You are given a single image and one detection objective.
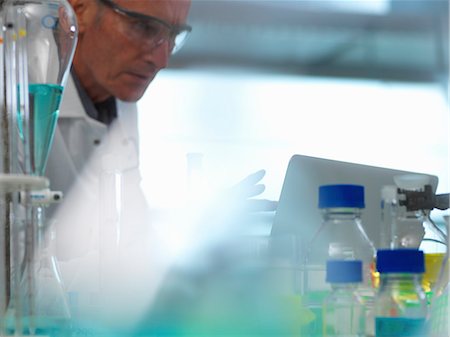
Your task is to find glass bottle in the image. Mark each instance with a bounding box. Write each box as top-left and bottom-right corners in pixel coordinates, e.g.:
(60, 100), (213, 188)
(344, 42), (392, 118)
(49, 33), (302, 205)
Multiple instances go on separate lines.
(323, 260), (365, 337)
(393, 174), (447, 300)
(374, 249), (427, 337)
(302, 184), (376, 336)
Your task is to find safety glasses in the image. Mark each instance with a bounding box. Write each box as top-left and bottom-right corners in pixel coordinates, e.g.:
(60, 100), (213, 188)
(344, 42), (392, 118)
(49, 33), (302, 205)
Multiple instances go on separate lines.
(98, 0), (192, 54)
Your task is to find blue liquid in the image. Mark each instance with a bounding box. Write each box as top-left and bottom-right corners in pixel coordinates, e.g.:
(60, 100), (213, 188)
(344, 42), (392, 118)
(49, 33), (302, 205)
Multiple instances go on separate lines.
(376, 317), (427, 337)
(18, 84), (63, 176)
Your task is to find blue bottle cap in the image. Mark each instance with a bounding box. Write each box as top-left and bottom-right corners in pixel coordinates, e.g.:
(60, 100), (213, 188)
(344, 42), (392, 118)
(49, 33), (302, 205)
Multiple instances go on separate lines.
(319, 184), (365, 208)
(326, 260), (363, 283)
(376, 249), (425, 274)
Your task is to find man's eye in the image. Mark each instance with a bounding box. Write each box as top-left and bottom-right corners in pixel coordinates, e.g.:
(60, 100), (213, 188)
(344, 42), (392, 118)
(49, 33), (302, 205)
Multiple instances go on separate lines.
(132, 20), (161, 36)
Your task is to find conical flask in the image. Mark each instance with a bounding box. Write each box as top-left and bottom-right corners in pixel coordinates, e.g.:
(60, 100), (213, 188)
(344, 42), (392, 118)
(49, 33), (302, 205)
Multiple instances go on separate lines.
(33, 208), (72, 335)
(10, 202), (72, 337)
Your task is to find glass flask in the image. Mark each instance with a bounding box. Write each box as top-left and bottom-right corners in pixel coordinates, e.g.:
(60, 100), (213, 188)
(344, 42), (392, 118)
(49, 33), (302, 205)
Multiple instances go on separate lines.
(33, 208), (71, 336)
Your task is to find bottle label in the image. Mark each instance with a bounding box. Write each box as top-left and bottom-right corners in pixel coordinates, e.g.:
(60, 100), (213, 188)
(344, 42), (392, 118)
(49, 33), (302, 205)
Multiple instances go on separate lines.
(375, 317), (427, 337)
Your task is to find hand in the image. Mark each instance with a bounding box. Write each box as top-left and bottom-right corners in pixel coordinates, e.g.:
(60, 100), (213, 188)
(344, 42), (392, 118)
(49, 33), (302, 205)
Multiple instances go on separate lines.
(226, 169), (278, 212)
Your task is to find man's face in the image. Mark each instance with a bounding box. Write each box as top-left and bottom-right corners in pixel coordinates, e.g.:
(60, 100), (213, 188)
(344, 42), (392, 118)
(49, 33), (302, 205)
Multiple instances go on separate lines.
(72, 0), (191, 102)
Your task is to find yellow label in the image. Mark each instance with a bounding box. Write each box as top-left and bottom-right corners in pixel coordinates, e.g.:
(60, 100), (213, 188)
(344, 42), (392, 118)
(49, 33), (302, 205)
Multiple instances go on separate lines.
(423, 253), (447, 294)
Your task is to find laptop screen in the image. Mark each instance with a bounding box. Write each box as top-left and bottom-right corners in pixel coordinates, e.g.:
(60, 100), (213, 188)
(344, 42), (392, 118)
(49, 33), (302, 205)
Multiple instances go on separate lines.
(271, 154), (438, 248)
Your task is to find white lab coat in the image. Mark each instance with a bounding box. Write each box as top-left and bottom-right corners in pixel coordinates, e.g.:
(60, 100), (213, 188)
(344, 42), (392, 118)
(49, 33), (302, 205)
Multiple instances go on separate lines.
(46, 75), (165, 328)
(46, 75), (140, 199)
(46, 73), (151, 257)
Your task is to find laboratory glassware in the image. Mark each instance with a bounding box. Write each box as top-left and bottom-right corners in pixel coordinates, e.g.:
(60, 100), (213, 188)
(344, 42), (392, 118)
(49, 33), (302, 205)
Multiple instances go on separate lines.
(393, 174), (447, 301)
(374, 249), (428, 337)
(0, 0), (77, 335)
(302, 184), (376, 337)
(323, 259), (365, 337)
(379, 185), (398, 250)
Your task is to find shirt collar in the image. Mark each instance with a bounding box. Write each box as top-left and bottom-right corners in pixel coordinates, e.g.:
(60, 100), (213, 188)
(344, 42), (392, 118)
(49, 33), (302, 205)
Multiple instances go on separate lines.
(71, 68), (117, 125)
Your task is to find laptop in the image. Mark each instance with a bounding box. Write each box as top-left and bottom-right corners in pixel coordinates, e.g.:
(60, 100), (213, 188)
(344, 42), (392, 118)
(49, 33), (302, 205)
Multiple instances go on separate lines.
(271, 154), (438, 248)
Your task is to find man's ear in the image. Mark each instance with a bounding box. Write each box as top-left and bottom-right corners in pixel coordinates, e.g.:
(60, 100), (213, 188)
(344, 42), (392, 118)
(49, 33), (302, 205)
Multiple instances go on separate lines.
(67, 0), (96, 34)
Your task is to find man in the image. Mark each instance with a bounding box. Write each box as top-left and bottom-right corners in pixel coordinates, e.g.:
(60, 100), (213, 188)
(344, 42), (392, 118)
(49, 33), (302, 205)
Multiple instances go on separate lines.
(48, 0), (273, 254)
(42, 2), (278, 334)
(48, 0), (270, 217)
(46, 0), (273, 324)
(44, 0), (194, 328)
(47, 0), (192, 197)
(69, 0), (191, 103)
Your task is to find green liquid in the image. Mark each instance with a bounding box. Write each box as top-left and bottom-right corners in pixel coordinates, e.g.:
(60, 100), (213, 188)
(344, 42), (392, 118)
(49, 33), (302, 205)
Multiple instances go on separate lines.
(301, 290), (328, 337)
(18, 84), (63, 176)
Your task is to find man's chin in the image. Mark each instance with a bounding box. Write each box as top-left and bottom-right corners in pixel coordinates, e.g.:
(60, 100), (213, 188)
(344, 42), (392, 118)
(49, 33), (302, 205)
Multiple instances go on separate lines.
(116, 87), (148, 103)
